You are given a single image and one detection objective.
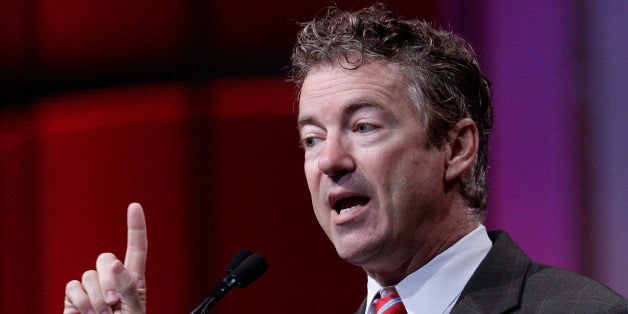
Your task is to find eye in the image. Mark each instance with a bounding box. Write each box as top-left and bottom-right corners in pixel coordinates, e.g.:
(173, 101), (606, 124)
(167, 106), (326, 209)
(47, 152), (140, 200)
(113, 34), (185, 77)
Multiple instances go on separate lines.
(302, 136), (323, 148)
(355, 123), (376, 133)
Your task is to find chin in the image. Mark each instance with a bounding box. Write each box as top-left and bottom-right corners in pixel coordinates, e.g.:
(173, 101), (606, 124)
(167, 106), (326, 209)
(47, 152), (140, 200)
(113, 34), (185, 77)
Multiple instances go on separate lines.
(333, 237), (379, 266)
(336, 249), (367, 266)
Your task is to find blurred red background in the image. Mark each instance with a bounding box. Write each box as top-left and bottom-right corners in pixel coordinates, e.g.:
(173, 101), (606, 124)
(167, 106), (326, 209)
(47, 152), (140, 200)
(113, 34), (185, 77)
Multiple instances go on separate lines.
(2, 0), (626, 312)
(0, 1), (437, 312)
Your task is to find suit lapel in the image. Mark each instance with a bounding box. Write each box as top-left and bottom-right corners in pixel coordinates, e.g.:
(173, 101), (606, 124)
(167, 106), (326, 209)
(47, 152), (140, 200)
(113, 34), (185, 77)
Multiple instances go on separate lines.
(355, 297), (367, 314)
(451, 231), (531, 313)
(354, 231), (531, 313)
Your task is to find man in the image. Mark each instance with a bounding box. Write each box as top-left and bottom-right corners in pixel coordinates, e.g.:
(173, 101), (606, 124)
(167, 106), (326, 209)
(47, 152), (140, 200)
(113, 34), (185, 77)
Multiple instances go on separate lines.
(64, 5), (626, 314)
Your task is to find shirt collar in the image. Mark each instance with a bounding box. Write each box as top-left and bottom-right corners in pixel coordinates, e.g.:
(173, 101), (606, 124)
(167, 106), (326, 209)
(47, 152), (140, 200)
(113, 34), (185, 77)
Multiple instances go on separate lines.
(365, 225), (492, 314)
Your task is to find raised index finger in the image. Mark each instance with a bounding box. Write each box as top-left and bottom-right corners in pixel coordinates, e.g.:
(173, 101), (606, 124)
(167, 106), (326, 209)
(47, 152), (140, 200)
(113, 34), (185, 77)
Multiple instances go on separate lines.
(124, 203), (147, 275)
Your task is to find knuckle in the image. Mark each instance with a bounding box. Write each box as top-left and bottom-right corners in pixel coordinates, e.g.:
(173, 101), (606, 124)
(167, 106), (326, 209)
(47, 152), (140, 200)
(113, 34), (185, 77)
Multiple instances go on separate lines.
(97, 252), (119, 275)
(65, 290), (91, 312)
(90, 295), (107, 308)
(74, 298), (92, 312)
(97, 252), (116, 261)
(81, 269), (97, 283)
(117, 272), (138, 294)
(65, 280), (81, 293)
(122, 281), (138, 294)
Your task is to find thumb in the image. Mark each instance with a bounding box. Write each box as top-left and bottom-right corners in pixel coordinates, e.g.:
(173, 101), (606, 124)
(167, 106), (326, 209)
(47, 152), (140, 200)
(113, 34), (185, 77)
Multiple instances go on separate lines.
(111, 259), (145, 313)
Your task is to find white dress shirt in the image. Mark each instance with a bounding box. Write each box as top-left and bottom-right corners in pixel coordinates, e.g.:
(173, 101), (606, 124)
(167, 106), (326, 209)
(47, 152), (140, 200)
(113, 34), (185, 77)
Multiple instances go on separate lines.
(365, 225), (492, 314)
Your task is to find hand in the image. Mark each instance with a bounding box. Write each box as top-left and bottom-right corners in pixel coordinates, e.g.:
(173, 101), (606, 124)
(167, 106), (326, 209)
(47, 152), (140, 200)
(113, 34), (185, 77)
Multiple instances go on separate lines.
(64, 203), (148, 314)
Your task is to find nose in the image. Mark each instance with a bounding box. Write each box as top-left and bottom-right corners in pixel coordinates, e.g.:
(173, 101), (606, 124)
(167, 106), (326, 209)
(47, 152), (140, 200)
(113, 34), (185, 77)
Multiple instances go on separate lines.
(318, 135), (355, 179)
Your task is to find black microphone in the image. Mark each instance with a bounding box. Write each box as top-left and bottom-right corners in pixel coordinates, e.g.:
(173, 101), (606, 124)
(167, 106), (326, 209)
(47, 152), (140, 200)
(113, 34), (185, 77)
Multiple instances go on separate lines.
(225, 249), (252, 274)
(191, 250), (268, 314)
(229, 253), (267, 288)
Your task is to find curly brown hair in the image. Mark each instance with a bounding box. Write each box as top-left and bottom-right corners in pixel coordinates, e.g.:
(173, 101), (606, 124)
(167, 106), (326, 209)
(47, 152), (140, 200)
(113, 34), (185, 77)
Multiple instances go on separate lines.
(290, 4), (493, 219)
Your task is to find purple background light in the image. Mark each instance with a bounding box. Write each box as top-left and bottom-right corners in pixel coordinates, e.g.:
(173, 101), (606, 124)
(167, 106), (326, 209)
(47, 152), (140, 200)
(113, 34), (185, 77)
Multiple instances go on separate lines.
(441, 0), (627, 296)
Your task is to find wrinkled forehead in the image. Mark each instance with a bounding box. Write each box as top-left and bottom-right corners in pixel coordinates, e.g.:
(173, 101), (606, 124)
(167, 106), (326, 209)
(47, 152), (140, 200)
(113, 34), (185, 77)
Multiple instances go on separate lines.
(296, 60), (423, 128)
(297, 60), (409, 107)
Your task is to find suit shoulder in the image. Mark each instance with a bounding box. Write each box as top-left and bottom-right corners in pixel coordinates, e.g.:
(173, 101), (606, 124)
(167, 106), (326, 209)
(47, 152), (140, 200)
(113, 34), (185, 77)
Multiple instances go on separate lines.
(519, 263), (627, 312)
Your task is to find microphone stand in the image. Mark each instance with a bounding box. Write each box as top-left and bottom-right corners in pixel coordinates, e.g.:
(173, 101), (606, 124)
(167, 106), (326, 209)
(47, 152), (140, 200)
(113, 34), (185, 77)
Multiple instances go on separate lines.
(190, 277), (237, 314)
(190, 250), (267, 314)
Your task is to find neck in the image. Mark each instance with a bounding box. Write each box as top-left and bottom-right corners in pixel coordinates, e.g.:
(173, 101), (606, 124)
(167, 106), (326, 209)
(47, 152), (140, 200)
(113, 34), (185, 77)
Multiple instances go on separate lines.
(364, 198), (478, 286)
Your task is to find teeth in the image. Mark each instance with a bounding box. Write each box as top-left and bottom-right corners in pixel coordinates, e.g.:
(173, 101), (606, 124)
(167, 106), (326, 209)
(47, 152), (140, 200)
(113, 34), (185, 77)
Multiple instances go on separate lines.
(339, 205), (359, 215)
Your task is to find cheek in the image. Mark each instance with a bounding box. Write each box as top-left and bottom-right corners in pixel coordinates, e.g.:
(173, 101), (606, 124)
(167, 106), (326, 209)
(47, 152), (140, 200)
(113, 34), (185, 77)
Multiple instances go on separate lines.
(304, 162), (319, 196)
(366, 146), (420, 185)
(395, 154), (444, 210)
(304, 161), (328, 220)
(311, 198), (332, 239)
(374, 148), (442, 202)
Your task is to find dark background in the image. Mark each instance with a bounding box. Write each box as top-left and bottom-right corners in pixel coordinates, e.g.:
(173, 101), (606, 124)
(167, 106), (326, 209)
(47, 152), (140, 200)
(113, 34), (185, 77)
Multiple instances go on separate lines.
(1, 0), (626, 312)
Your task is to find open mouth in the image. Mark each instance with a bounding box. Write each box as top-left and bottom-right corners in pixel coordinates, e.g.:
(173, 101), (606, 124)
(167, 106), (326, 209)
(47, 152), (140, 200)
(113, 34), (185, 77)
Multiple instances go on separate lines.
(333, 196), (370, 215)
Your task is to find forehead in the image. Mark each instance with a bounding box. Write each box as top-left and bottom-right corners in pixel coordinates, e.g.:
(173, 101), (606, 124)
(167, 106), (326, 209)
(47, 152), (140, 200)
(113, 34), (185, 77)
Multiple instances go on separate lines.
(298, 61), (411, 117)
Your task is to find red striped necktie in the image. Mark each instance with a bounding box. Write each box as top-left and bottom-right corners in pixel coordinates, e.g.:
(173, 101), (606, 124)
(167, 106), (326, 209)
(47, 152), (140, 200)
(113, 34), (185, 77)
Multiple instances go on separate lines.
(372, 286), (407, 314)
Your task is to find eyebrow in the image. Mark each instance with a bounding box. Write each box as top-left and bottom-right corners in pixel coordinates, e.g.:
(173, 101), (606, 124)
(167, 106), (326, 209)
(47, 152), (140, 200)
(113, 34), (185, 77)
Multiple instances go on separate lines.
(344, 101), (397, 125)
(297, 101), (395, 131)
(345, 102), (382, 116)
(297, 115), (319, 131)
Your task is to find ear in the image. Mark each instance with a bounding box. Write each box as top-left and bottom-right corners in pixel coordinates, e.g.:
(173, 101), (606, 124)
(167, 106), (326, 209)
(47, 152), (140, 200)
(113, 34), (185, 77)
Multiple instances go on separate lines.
(444, 118), (479, 182)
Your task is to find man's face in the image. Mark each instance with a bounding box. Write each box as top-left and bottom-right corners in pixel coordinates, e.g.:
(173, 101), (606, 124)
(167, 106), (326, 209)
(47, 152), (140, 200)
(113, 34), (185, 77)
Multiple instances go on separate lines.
(298, 61), (448, 271)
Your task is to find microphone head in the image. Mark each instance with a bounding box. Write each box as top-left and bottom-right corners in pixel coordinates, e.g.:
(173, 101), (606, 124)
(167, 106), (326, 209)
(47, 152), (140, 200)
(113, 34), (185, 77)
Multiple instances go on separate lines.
(231, 253), (268, 288)
(226, 249), (253, 274)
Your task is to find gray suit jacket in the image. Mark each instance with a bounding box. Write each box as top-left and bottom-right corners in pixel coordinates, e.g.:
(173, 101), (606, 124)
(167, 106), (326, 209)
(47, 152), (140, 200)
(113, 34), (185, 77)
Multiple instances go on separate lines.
(355, 231), (627, 313)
